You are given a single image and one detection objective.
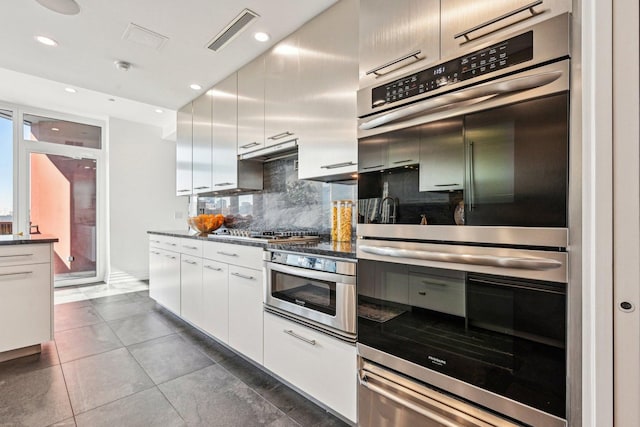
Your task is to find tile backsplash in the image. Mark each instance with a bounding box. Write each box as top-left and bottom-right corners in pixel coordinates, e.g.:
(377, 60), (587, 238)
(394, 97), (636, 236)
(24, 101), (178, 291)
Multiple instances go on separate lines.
(198, 158), (356, 234)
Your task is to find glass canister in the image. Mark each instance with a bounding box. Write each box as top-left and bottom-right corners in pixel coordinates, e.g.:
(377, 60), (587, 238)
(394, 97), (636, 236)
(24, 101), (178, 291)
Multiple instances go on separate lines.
(332, 200), (353, 242)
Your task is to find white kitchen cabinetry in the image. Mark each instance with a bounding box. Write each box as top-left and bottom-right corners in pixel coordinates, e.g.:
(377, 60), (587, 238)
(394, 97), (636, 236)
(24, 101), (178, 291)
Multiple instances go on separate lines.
(358, 129), (420, 173)
(359, 0), (440, 89)
(176, 102), (193, 196)
(237, 57), (265, 155)
(419, 118), (464, 192)
(201, 260), (229, 343)
(149, 236), (181, 315)
(191, 92), (213, 194)
(440, 0), (571, 59)
(228, 265), (264, 364)
(180, 254), (203, 327)
(0, 243), (53, 355)
(264, 312), (357, 423)
(296, 0), (358, 181)
(264, 33), (301, 147)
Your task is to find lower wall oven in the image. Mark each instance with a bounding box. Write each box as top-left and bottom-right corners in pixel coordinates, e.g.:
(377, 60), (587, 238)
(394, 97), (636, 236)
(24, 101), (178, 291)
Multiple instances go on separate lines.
(357, 238), (568, 427)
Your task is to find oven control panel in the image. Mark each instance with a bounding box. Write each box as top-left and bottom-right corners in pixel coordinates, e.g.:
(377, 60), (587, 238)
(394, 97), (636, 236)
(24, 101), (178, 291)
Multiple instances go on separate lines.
(269, 252), (339, 274)
(371, 31), (534, 108)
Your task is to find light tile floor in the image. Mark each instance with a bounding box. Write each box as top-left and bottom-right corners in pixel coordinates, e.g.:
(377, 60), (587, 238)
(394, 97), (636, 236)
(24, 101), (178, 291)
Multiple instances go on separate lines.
(1, 285), (349, 427)
(54, 281), (150, 305)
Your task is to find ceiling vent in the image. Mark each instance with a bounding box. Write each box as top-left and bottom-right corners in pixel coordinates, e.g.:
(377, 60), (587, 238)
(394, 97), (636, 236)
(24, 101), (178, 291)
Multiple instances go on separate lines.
(207, 9), (259, 52)
(122, 23), (169, 50)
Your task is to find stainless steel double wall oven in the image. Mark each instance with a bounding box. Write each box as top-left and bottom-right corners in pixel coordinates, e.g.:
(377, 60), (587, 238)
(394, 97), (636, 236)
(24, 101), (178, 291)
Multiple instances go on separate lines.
(356, 14), (576, 427)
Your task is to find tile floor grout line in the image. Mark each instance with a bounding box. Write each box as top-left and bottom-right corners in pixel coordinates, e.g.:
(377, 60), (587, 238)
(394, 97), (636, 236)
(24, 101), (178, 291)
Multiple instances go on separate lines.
(70, 384), (159, 421)
(51, 337), (79, 420)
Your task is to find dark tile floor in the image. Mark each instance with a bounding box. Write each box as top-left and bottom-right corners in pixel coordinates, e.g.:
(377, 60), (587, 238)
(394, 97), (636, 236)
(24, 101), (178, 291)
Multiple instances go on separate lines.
(0, 290), (350, 427)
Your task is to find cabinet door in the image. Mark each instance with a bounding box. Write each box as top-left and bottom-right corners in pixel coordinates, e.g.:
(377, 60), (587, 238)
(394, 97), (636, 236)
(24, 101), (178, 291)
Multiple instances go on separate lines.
(201, 260), (229, 343)
(441, 0), (571, 59)
(180, 254), (203, 327)
(237, 57), (265, 155)
(358, 134), (387, 172)
(149, 248), (163, 302)
(176, 102), (193, 196)
(359, 0), (440, 89)
(419, 118), (464, 192)
(387, 127), (420, 168)
(152, 249), (181, 315)
(211, 73), (239, 191)
(192, 93), (212, 194)
(0, 262), (52, 352)
(228, 266), (263, 364)
(297, 0), (358, 180)
(264, 34), (300, 146)
(264, 312), (357, 422)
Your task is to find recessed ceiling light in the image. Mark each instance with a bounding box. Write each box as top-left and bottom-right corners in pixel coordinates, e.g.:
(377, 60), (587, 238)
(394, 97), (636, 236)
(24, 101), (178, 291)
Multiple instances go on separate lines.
(114, 60), (131, 71)
(35, 35), (58, 46)
(108, 98), (116, 102)
(36, 0), (80, 15)
(155, 109), (163, 114)
(254, 32), (270, 42)
(51, 127), (60, 131)
(190, 84), (202, 90)
(64, 87), (77, 93)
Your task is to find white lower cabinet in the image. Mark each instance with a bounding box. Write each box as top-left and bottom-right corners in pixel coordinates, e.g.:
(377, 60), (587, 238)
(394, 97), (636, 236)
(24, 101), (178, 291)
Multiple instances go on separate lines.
(263, 312), (357, 423)
(201, 260), (229, 343)
(149, 245), (181, 315)
(228, 265), (263, 364)
(180, 254), (203, 327)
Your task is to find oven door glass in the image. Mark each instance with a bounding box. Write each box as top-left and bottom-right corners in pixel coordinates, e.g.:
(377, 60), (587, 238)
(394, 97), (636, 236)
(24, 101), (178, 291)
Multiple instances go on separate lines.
(357, 259), (567, 418)
(270, 270), (337, 316)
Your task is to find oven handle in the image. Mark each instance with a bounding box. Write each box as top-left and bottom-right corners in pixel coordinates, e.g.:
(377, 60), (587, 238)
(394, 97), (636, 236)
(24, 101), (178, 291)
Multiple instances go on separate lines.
(359, 70), (563, 131)
(265, 262), (356, 285)
(359, 370), (494, 427)
(359, 245), (562, 271)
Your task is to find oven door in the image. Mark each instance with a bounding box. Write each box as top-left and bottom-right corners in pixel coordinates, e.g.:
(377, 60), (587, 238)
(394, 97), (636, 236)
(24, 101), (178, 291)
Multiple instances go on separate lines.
(265, 262), (357, 338)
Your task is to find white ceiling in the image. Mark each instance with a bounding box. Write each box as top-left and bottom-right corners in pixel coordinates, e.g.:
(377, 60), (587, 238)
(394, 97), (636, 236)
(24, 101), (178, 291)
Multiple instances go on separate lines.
(0, 0), (338, 132)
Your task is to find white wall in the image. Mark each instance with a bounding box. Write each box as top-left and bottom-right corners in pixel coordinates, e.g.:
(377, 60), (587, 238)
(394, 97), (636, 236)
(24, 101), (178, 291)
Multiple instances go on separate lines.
(107, 117), (187, 283)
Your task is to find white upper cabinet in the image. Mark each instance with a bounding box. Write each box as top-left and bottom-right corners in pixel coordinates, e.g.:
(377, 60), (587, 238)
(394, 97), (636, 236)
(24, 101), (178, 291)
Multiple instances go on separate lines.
(176, 102), (192, 196)
(440, 0), (571, 59)
(237, 57), (266, 155)
(296, 0), (359, 181)
(359, 0), (441, 89)
(192, 92), (213, 194)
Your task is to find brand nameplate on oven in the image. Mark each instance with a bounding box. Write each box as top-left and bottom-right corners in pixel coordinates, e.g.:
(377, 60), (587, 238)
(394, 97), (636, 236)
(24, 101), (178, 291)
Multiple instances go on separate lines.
(371, 31), (534, 109)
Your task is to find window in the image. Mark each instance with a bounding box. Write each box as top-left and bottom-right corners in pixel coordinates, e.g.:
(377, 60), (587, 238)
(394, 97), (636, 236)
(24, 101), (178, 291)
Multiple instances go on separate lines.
(23, 113), (102, 149)
(0, 109), (13, 234)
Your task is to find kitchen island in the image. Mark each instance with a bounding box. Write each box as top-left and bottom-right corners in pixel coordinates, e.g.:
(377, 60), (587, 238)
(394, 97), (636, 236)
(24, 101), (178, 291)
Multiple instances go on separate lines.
(0, 234), (58, 361)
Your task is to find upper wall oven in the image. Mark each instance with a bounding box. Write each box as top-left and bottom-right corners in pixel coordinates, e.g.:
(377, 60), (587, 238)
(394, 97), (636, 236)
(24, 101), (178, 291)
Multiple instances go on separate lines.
(356, 14), (570, 248)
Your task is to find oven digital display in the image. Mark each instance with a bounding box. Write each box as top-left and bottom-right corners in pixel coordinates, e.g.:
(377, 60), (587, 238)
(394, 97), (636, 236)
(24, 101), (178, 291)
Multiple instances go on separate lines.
(371, 31), (534, 108)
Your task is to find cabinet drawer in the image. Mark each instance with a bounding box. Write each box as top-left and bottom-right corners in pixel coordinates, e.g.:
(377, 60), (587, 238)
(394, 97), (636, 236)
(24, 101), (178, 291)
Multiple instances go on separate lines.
(203, 241), (263, 270)
(0, 262), (52, 352)
(408, 269), (466, 317)
(264, 312), (357, 422)
(0, 244), (50, 267)
(180, 238), (203, 257)
(149, 234), (180, 251)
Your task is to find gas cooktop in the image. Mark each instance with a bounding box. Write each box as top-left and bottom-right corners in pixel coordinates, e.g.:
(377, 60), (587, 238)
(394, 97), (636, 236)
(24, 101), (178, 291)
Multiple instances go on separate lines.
(209, 230), (321, 244)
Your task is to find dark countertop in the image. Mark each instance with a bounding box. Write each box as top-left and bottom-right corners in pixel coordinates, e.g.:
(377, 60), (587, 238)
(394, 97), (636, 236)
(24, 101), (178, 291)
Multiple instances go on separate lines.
(148, 230), (356, 259)
(0, 234), (59, 245)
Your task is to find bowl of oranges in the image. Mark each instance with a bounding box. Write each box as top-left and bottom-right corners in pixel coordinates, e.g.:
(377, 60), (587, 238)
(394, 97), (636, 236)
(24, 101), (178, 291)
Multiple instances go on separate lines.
(188, 214), (225, 234)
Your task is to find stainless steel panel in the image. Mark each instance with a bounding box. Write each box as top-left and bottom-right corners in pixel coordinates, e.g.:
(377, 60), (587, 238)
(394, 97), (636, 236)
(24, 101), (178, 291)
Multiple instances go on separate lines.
(237, 56), (265, 155)
(358, 344), (567, 427)
(357, 224), (568, 248)
(419, 117), (465, 192)
(192, 92), (212, 193)
(176, 102), (193, 196)
(441, 0), (571, 59)
(359, 0), (440, 89)
(358, 359), (522, 427)
(357, 238), (568, 283)
(357, 14), (570, 121)
(358, 60), (569, 138)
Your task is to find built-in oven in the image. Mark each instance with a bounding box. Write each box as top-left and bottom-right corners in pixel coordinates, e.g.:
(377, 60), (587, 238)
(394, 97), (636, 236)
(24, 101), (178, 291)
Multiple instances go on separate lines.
(356, 13), (575, 427)
(264, 249), (357, 342)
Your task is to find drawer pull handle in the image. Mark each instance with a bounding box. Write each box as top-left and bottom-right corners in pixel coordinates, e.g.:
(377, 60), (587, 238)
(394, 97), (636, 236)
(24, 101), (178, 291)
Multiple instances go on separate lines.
(193, 186), (210, 190)
(321, 161), (356, 170)
(0, 254), (33, 258)
(150, 251), (161, 255)
(392, 159), (414, 164)
(217, 251), (238, 257)
(165, 242), (177, 247)
(362, 164), (384, 170)
(240, 141), (260, 149)
(0, 271), (33, 278)
(214, 182), (235, 187)
(418, 291), (427, 296)
(268, 131), (294, 141)
(165, 255), (177, 260)
(183, 260), (198, 265)
(204, 265), (223, 271)
(434, 183), (460, 187)
(366, 50), (423, 77)
(184, 245), (198, 250)
(454, 0), (543, 42)
(177, 189), (191, 193)
(284, 329), (316, 346)
(230, 272), (255, 281)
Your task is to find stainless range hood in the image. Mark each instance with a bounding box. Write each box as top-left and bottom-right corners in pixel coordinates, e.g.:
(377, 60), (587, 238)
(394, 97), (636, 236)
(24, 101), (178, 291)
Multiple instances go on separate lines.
(238, 139), (298, 161)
